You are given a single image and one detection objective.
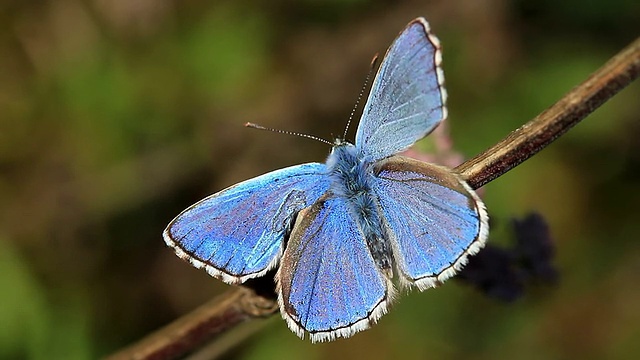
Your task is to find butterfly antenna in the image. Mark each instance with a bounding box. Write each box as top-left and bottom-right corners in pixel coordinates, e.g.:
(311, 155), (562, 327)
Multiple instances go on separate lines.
(342, 53), (380, 140)
(245, 122), (333, 146)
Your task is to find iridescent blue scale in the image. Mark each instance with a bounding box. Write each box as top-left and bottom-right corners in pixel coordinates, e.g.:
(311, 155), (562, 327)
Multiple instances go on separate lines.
(164, 17), (489, 342)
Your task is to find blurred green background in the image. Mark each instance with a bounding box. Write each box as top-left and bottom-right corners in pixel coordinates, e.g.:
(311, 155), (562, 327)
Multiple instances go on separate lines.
(1, 0), (639, 359)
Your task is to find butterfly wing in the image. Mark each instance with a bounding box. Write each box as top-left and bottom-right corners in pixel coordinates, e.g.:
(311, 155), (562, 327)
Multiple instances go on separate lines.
(371, 156), (488, 289)
(355, 18), (447, 161)
(277, 195), (393, 342)
(163, 163), (330, 284)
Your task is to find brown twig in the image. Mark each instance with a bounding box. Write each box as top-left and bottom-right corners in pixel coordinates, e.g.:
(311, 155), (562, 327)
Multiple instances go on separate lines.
(105, 287), (278, 360)
(456, 37), (640, 189)
(106, 36), (640, 360)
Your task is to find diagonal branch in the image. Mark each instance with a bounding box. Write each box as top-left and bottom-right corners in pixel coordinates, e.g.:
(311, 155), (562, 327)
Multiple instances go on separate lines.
(455, 37), (640, 189)
(106, 36), (640, 360)
(105, 287), (277, 360)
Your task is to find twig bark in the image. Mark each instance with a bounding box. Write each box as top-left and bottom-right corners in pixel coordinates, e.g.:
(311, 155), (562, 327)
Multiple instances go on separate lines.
(456, 37), (640, 189)
(106, 36), (640, 360)
(105, 287), (278, 360)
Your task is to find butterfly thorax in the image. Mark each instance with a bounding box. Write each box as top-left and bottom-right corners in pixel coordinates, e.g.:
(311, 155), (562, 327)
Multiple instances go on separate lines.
(325, 143), (393, 272)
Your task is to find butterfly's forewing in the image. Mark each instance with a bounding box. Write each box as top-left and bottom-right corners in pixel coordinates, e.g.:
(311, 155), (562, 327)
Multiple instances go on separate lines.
(164, 163), (330, 284)
(371, 156), (488, 290)
(277, 195), (393, 342)
(355, 18), (446, 162)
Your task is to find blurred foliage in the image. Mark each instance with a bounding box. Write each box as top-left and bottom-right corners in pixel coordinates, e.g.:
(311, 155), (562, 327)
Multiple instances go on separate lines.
(0, 238), (91, 360)
(0, 0), (639, 359)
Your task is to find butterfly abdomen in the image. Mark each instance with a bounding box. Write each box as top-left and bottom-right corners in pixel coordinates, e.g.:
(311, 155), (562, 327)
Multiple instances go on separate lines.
(326, 144), (393, 272)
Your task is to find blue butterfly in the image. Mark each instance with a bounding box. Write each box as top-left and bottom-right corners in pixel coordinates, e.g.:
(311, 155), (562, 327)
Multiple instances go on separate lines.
(164, 17), (488, 342)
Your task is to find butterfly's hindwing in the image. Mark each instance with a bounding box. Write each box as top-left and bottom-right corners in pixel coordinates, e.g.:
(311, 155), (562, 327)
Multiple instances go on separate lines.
(277, 195), (393, 342)
(371, 156), (488, 290)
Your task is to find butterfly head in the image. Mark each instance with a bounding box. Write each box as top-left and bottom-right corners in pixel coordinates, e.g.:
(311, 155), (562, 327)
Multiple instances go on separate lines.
(326, 139), (360, 174)
(332, 137), (353, 147)
(329, 138), (356, 159)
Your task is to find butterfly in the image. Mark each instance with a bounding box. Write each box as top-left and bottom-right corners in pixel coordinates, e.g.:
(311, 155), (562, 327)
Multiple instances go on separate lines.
(163, 17), (488, 342)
